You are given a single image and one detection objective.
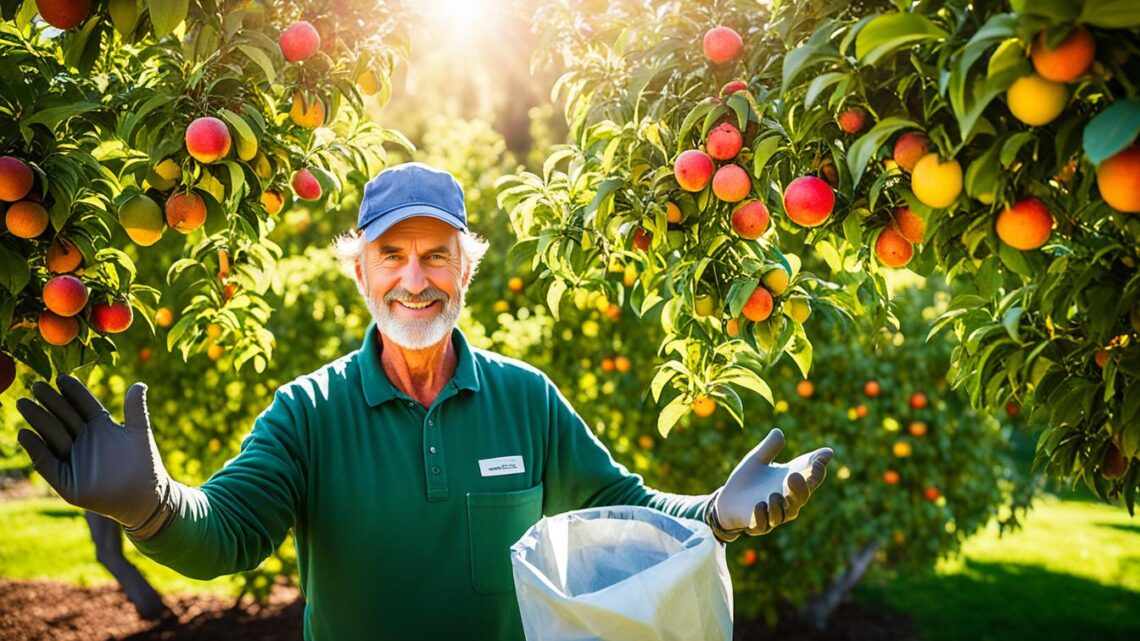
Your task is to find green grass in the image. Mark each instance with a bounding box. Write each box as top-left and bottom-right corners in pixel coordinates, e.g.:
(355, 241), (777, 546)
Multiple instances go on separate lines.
(0, 495), (236, 596)
(857, 495), (1140, 641)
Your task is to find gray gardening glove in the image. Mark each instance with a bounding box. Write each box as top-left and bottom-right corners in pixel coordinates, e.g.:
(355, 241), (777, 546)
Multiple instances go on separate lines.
(15, 375), (180, 540)
(704, 428), (834, 543)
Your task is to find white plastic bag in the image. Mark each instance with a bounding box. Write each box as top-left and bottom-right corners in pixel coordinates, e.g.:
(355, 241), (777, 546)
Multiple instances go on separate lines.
(510, 505), (733, 641)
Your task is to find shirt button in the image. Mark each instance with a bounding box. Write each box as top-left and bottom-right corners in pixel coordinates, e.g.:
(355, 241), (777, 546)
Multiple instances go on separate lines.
(429, 446), (437, 454)
(408, 402), (415, 408)
(428, 419), (434, 426)
(431, 466), (440, 475)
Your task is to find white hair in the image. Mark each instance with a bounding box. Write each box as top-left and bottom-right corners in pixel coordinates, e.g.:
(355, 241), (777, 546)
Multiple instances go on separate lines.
(332, 226), (489, 294)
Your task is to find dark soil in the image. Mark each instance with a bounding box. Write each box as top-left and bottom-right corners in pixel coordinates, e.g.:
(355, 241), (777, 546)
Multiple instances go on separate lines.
(0, 579), (922, 640)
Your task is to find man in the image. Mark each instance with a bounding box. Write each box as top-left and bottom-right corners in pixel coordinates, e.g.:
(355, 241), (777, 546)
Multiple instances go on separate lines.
(15, 162), (834, 640)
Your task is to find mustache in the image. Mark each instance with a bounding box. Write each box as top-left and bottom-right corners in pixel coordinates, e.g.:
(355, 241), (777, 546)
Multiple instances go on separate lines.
(383, 286), (449, 304)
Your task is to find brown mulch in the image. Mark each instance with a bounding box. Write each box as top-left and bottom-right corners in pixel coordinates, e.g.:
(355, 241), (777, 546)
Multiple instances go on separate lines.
(0, 578), (923, 641)
(0, 580), (304, 641)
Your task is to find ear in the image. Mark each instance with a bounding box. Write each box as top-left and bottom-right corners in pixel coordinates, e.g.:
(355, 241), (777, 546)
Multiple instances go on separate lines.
(461, 262), (472, 289)
(354, 259), (366, 294)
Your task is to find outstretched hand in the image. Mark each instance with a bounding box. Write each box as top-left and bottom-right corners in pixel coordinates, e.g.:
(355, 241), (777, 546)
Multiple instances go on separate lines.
(706, 428), (833, 542)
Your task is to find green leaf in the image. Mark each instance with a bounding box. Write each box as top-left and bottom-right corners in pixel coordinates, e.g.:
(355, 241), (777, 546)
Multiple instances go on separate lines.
(546, 278), (567, 320)
(148, 0), (188, 38)
(237, 44), (276, 84)
(804, 72), (846, 109)
(657, 394), (689, 438)
(21, 102), (102, 130)
(1002, 306), (1024, 343)
(1083, 98), (1140, 165)
(855, 13), (948, 66)
(846, 116), (920, 186)
(0, 242), (30, 295)
(1011, 0), (1080, 23)
(1080, 0), (1140, 28)
(726, 277), (760, 317)
(782, 24), (841, 93)
(751, 135), (782, 176)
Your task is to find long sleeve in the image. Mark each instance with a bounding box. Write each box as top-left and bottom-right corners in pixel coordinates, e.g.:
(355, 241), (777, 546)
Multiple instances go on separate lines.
(540, 375), (712, 521)
(126, 388), (307, 580)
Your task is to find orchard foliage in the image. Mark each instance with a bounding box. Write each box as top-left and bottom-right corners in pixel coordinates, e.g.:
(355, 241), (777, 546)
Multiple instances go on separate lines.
(500, 0), (1140, 510)
(0, 0), (411, 381)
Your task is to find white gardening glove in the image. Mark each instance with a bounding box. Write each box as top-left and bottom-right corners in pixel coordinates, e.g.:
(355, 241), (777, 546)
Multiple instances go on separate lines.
(704, 428), (834, 543)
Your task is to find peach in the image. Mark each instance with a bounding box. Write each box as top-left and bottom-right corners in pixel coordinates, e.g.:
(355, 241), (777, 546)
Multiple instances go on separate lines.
(35, 0), (91, 30)
(742, 286), (773, 322)
(0, 156), (34, 202)
(90, 300), (133, 333)
(706, 122), (743, 160)
(875, 226), (914, 268)
(837, 107), (868, 134)
(703, 26), (743, 64)
(731, 200), (769, 239)
(293, 168), (322, 200)
(165, 191), (207, 233)
(185, 117), (231, 164)
(5, 201), (49, 238)
(1031, 26), (1096, 83)
(894, 206), (925, 243)
(996, 197), (1053, 250)
(279, 21), (321, 62)
(38, 311), (79, 346)
(43, 274), (88, 317)
(46, 237), (83, 273)
(783, 176), (835, 227)
(261, 189), (284, 215)
(720, 80), (748, 97)
(892, 131), (930, 173)
(674, 149), (714, 192)
(712, 164), (751, 202)
(1096, 145), (1140, 213)
(633, 227), (652, 251)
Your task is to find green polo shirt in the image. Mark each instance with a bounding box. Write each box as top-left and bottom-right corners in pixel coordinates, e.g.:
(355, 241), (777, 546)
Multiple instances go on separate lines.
(130, 323), (712, 640)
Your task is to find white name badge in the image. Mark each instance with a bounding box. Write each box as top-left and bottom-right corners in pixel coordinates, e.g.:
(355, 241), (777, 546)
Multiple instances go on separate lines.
(479, 455), (526, 477)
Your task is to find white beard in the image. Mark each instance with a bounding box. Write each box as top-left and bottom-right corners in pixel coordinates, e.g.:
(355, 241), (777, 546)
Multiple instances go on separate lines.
(363, 273), (465, 350)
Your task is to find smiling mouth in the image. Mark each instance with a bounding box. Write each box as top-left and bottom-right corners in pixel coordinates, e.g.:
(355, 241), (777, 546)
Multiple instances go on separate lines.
(396, 300), (441, 311)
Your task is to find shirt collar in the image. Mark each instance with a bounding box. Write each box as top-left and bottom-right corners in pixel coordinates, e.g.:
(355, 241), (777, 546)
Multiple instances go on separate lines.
(358, 321), (481, 407)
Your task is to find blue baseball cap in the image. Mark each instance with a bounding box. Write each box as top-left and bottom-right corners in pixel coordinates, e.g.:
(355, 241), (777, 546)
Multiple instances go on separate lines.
(357, 162), (467, 242)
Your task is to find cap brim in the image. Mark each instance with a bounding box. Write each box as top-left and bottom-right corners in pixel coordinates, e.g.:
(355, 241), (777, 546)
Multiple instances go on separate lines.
(361, 205), (467, 242)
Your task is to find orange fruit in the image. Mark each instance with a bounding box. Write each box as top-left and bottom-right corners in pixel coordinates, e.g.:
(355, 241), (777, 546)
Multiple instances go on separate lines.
(864, 380), (881, 398)
(1031, 26), (1096, 83)
(908, 421), (928, 437)
(796, 379), (814, 398)
(1007, 73), (1068, 126)
(912, 154), (963, 209)
(924, 486), (941, 501)
(614, 355), (631, 373)
(742, 286), (773, 322)
(38, 310), (79, 345)
(692, 395), (716, 417)
(875, 226), (914, 268)
(155, 307), (174, 328)
(894, 206), (925, 243)
(909, 392), (928, 410)
(638, 434), (654, 450)
(46, 237), (83, 273)
(5, 201), (49, 238)
(666, 201), (683, 224)
(892, 441), (912, 458)
(1096, 145), (1140, 213)
(600, 358), (615, 373)
(996, 197), (1053, 250)
(883, 470), (900, 485)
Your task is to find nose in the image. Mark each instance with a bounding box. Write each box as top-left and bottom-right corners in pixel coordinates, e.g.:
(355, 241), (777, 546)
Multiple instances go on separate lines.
(398, 256), (429, 295)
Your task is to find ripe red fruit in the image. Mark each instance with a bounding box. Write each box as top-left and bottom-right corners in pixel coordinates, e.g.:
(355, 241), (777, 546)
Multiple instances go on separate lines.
(909, 392), (928, 410)
(731, 200), (769, 239)
(712, 164), (751, 202)
(633, 227), (652, 251)
(893, 132), (931, 173)
(90, 300), (133, 334)
(35, 0), (91, 30)
(165, 192), (207, 233)
(883, 470), (900, 485)
(674, 149), (714, 192)
(742, 286), (774, 322)
(185, 117), (232, 164)
(0, 156), (35, 202)
(924, 487), (941, 501)
(864, 380), (881, 398)
(293, 168), (322, 200)
(706, 122), (743, 160)
(721, 80), (748, 97)
(42, 275), (88, 317)
(875, 226), (914, 268)
(703, 26), (743, 64)
(741, 548), (758, 567)
(996, 197), (1054, 251)
(894, 206), (926, 243)
(837, 107), (868, 134)
(783, 176), (835, 227)
(279, 21), (321, 62)
(38, 311), (79, 346)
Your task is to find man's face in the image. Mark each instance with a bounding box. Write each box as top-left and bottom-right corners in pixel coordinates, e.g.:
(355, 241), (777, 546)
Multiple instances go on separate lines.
(357, 217), (469, 350)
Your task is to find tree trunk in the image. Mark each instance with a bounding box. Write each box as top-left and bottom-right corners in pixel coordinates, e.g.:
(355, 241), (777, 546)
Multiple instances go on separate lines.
(801, 542), (879, 630)
(84, 512), (170, 620)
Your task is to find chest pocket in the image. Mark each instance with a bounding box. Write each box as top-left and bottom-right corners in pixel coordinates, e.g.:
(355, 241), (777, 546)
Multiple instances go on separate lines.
(466, 483), (544, 594)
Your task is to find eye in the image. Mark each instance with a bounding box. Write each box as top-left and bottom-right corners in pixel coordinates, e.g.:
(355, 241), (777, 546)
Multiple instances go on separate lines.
(382, 254), (402, 263)
(427, 254), (449, 264)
